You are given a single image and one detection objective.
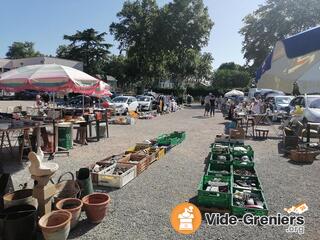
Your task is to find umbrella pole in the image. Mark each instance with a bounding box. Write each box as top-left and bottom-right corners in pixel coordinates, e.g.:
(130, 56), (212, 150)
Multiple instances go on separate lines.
(82, 94), (84, 114)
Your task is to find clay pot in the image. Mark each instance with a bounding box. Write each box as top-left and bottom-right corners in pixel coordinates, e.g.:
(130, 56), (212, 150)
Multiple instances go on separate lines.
(3, 189), (38, 209)
(82, 193), (110, 223)
(55, 198), (83, 229)
(39, 210), (72, 240)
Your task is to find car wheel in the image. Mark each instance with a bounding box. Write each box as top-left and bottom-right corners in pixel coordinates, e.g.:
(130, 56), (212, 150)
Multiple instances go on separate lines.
(123, 108), (128, 116)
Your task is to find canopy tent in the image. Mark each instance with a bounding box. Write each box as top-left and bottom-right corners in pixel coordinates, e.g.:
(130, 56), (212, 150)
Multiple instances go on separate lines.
(0, 64), (102, 94)
(256, 26), (320, 94)
(224, 89), (244, 97)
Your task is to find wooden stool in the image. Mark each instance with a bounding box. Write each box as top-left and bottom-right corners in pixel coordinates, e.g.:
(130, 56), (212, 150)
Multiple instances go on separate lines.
(19, 129), (32, 161)
(235, 117), (243, 128)
(245, 118), (255, 137)
(255, 128), (269, 139)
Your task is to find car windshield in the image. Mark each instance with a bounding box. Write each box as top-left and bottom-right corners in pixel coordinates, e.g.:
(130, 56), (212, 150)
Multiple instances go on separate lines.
(113, 97), (128, 103)
(101, 96), (112, 102)
(137, 96), (150, 101)
(275, 97), (292, 104)
(309, 98), (320, 108)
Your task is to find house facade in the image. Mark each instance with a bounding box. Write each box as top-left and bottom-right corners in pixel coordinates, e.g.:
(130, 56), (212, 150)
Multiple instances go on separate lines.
(0, 56), (83, 73)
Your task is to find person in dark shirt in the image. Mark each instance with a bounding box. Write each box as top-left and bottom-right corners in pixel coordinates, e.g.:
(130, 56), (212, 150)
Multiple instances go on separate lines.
(209, 94), (215, 117)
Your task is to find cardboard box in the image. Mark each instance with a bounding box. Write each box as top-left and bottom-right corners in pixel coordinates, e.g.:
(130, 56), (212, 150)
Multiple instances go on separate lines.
(230, 128), (245, 139)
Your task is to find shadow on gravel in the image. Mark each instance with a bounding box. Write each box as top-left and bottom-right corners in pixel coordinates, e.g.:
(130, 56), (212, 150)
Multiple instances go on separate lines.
(68, 219), (98, 239)
(287, 160), (314, 165)
(192, 115), (208, 119)
(277, 141), (285, 155)
(203, 152), (211, 166)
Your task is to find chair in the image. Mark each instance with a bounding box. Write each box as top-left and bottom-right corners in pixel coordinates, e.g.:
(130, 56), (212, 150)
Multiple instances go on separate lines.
(245, 117), (255, 137)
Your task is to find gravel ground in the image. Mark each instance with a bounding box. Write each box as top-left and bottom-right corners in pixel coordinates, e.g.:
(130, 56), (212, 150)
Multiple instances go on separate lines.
(0, 100), (319, 240)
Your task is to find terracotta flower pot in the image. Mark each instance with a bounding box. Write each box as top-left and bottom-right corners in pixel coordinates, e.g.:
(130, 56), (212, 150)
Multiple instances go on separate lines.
(55, 198), (83, 229)
(82, 193), (110, 223)
(38, 210), (72, 240)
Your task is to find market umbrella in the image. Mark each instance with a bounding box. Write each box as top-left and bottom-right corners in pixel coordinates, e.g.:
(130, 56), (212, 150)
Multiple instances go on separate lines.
(0, 64), (100, 94)
(256, 26), (320, 94)
(224, 89), (244, 97)
(89, 80), (112, 109)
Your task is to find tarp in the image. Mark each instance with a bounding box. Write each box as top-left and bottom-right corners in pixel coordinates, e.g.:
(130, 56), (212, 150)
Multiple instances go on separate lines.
(256, 26), (320, 94)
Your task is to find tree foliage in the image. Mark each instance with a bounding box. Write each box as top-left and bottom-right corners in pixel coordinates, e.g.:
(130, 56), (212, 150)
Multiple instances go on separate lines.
(56, 28), (112, 75)
(6, 41), (41, 59)
(110, 0), (213, 87)
(240, 0), (320, 71)
(214, 62), (251, 89)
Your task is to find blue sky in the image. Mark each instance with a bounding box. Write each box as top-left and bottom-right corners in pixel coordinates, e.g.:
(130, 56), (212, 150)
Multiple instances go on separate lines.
(0, 0), (264, 69)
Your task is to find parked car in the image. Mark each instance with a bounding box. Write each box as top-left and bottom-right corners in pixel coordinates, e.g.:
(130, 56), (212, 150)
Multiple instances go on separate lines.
(0, 90), (15, 100)
(112, 96), (139, 115)
(266, 95), (294, 112)
(287, 95), (320, 123)
(136, 95), (156, 111)
(15, 90), (39, 100)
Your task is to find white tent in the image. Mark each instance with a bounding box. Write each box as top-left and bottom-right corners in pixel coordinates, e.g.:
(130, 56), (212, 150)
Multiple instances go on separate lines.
(256, 26), (320, 94)
(224, 89), (244, 97)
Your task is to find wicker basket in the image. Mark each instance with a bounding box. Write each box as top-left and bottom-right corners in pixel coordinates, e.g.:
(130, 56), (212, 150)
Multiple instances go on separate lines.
(289, 149), (319, 163)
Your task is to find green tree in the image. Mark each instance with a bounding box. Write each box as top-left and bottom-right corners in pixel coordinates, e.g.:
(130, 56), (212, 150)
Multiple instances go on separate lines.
(110, 0), (213, 87)
(103, 55), (128, 88)
(160, 0), (213, 86)
(56, 28), (112, 75)
(214, 62), (251, 89)
(240, 0), (320, 71)
(110, 0), (161, 86)
(6, 41), (41, 59)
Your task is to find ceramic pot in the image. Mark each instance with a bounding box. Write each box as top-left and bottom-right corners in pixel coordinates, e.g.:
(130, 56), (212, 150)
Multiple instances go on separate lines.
(82, 193), (110, 223)
(38, 210), (72, 240)
(55, 198), (83, 229)
(3, 189), (38, 209)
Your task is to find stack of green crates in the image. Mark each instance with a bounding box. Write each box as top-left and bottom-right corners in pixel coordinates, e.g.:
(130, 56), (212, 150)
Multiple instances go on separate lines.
(197, 141), (269, 216)
(156, 131), (186, 146)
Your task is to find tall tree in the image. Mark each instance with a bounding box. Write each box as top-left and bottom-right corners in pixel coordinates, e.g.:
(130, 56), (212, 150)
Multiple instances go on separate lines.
(214, 62), (251, 89)
(110, 0), (161, 86)
(56, 28), (112, 75)
(110, 0), (213, 87)
(240, 0), (320, 71)
(103, 55), (129, 88)
(159, 0), (213, 86)
(6, 41), (41, 59)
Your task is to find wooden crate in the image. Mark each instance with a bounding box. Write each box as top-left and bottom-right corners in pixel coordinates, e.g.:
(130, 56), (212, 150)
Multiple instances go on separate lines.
(98, 163), (137, 188)
(119, 153), (151, 175)
(97, 153), (130, 164)
(157, 147), (165, 159)
(85, 162), (116, 184)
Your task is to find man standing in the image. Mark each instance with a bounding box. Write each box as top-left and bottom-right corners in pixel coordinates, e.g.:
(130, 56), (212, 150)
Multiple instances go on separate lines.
(204, 93), (211, 117)
(209, 93), (215, 117)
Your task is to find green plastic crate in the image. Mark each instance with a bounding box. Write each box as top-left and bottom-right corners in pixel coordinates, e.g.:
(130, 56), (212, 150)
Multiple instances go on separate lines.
(209, 153), (233, 167)
(197, 174), (232, 208)
(233, 164), (256, 177)
(157, 131), (185, 146)
(232, 145), (254, 158)
(233, 175), (262, 191)
(231, 188), (268, 216)
(233, 155), (254, 168)
(206, 163), (232, 176)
